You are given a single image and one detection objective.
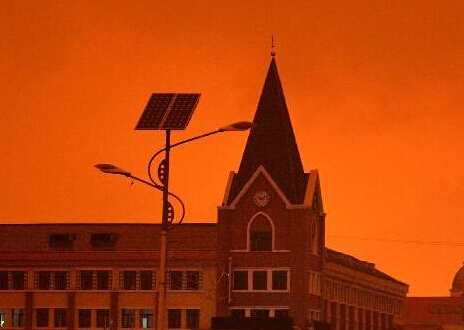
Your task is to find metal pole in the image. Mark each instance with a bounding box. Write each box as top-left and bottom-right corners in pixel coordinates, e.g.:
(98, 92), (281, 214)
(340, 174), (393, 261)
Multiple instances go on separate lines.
(157, 129), (171, 330)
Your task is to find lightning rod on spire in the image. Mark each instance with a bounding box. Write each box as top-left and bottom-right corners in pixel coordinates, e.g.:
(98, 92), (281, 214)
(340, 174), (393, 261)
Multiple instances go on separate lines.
(271, 35), (276, 57)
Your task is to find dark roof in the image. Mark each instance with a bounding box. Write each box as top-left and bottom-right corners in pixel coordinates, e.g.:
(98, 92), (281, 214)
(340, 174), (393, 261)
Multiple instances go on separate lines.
(326, 248), (407, 286)
(227, 57), (308, 204)
(0, 223), (217, 252)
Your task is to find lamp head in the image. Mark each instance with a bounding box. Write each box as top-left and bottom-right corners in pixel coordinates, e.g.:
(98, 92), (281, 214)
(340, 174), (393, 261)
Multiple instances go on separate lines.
(94, 164), (131, 176)
(218, 121), (256, 132)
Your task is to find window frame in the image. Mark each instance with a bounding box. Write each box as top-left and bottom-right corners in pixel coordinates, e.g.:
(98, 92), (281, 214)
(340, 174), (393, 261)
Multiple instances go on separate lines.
(12, 272), (26, 290)
(247, 213), (275, 252)
(229, 308), (290, 318)
(167, 269), (202, 291)
(79, 270), (94, 290)
(185, 271), (200, 291)
(121, 309), (135, 328)
(186, 309), (200, 330)
(272, 270), (288, 291)
(78, 309), (91, 328)
(12, 308), (24, 328)
(139, 309), (153, 329)
(232, 271), (248, 291)
(0, 309), (8, 328)
(167, 309), (181, 329)
(36, 308), (49, 328)
(140, 271), (154, 291)
(168, 271), (183, 290)
(37, 271), (51, 290)
(123, 271), (137, 290)
(54, 308), (67, 328)
(252, 270), (268, 291)
(308, 271), (321, 296)
(96, 271), (110, 290)
(54, 271), (68, 290)
(232, 268), (290, 292)
(0, 272), (8, 290)
(96, 309), (110, 328)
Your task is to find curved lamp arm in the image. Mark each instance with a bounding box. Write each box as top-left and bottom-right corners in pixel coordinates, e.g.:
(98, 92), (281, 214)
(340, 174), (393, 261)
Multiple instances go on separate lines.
(147, 121), (255, 184)
(94, 164), (186, 225)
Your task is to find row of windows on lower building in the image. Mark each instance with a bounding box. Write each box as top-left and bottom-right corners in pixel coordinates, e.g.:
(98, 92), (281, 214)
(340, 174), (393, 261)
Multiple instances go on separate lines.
(323, 280), (403, 315)
(0, 308), (200, 329)
(232, 269), (289, 291)
(322, 303), (395, 330)
(229, 308), (290, 319)
(0, 270), (202, 291)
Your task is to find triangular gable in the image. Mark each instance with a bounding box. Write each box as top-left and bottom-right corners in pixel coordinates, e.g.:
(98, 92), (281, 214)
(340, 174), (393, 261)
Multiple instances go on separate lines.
(221, 165), (311, 209)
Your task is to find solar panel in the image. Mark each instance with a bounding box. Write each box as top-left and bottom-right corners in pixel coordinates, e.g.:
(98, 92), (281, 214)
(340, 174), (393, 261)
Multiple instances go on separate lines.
(135, 93), (200, 130)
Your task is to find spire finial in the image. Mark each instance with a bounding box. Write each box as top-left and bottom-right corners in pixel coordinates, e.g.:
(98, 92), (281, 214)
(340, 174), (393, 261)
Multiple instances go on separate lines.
(271, 35), (276, 57)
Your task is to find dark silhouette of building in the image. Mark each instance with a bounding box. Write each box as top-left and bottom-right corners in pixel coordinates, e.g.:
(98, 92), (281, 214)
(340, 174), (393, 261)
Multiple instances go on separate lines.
(0, 55), (408, 330)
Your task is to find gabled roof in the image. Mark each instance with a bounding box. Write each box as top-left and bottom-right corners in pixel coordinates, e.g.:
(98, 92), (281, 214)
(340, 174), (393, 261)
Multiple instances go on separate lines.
(227, 57), (308, 204)
(227, 165), (292, 208)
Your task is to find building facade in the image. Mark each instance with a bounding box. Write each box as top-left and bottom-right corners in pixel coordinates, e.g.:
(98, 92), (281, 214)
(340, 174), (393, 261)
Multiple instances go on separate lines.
(1, 55), (408, 330)
(0, 224), (217, 330)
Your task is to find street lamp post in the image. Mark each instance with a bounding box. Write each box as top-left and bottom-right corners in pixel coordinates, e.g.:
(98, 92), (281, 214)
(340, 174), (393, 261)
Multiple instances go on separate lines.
(95, 121), (255, 330)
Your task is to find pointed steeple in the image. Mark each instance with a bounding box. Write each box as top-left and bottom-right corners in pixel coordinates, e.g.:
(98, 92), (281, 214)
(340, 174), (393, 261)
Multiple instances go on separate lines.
(227, 57), (308, 204)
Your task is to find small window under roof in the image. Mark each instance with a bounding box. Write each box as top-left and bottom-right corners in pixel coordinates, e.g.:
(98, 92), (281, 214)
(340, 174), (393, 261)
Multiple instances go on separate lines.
(49, 233), (75, 249)
(90, 233), (117, 249)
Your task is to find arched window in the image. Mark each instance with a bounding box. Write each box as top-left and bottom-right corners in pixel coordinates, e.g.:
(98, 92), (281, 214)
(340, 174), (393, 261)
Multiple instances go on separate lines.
(311, 219), (319, 254)
(249, 215), (273, 251)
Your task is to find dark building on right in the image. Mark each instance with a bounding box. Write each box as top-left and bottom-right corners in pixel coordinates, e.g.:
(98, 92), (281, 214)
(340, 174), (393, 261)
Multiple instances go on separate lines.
(404, 264), (464, 330)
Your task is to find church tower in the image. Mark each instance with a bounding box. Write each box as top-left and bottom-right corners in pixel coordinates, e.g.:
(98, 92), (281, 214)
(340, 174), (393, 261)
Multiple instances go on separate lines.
(217, 55), (326, 328)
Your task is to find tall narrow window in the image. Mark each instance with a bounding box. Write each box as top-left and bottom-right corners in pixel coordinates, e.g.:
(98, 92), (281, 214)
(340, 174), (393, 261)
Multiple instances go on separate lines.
(186, 309), (200, 329)
(123, 271), (137, 290)
(311, 219), (319, 254)
(140, 271), (153, 290)
(96, 271), (110, 290)
(252, 271), (267, 290)
(272, 270), (288, 290)
(121, 309), (135, 328)
(54, 272), (68, 290)
(139, 309), (153, 329)
(12, 309), (24, 327)
(96, 310), (110, 328)
(233, 271), (248, 290)
(38, 272), (51, 290)
(12, 272), (25, 290)
(186, 271), (200, 290)
(80, 271), (93, 290)
(0, 309), (7, 328)
(78, 310), (91, 328)
(167, 310), (181, 329)
(0, 272), (8, 290)
(249, 215), (272, 251)
(54, 309), (67, 327)
(169, 271), (183, 290)
(36, 309), (49, 327)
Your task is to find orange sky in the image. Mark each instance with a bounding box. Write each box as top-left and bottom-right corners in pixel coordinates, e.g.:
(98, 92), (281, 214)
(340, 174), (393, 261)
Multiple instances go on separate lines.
(1, 0), (464, 297)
